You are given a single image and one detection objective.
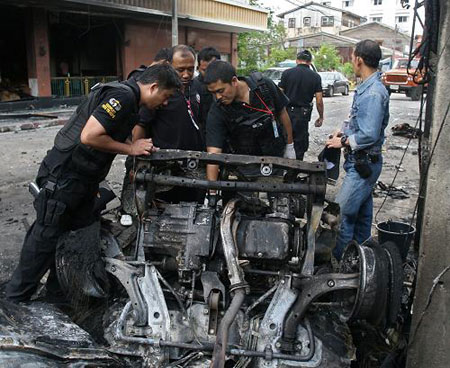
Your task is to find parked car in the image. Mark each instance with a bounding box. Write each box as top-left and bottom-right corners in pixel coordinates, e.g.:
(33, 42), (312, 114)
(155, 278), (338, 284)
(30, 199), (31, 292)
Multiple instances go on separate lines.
(262, 62), (318, 86)
(277, 59), (318, 73)
(261, 67), (286, 86)
(319, 72), (350, 97)
(381, 58), (425, 101)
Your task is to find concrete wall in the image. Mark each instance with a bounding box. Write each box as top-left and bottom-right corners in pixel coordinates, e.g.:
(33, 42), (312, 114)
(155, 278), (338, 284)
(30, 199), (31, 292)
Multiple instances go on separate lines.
(122, 21), (237, 78)
(26, 8), (51, 97)
(406, 2), (450, 367)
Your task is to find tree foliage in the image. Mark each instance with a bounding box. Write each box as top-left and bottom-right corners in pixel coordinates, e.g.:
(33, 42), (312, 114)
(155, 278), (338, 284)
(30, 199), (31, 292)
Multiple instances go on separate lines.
(237, 4), (296, 75)
(311, 44), (355, 79)
(341, 62), (355, 79)
(311, 44), (343, 72)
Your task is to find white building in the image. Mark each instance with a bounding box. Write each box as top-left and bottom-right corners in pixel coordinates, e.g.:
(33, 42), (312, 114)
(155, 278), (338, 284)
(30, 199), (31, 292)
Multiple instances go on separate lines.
(320, 0), (423, 35)
(278, 2), (366, 38)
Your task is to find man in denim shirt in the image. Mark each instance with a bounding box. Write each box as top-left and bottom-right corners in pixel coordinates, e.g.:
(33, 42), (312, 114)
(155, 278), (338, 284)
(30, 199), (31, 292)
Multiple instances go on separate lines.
(326, 40), (389, 260)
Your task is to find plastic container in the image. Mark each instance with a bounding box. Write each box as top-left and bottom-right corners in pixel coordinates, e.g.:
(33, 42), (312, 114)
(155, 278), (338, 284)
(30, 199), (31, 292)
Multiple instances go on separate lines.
(376, 220), (415, 261)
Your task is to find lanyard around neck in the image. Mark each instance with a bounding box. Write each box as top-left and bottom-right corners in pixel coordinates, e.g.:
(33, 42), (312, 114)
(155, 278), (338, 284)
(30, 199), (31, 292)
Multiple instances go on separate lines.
(183, 87), (199, 130)
(242, 90), (273, 116)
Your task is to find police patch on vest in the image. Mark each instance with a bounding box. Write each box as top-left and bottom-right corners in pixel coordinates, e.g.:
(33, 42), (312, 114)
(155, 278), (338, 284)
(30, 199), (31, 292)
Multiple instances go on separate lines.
(102, 102), (117, 118)
(109, 98), (122, 112)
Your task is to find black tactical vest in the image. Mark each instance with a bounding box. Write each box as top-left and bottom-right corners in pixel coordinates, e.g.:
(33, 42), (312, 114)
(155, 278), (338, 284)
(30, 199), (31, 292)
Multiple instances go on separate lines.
(223, 72), (286, 157)
(54, 82), (138, 180)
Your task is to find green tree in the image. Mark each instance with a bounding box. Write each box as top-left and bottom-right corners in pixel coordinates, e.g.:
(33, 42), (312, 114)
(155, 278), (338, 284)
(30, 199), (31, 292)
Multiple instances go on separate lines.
(237, 3), (295, 74)
(341, 62), (355, 79)
(311, 44), (343, 72)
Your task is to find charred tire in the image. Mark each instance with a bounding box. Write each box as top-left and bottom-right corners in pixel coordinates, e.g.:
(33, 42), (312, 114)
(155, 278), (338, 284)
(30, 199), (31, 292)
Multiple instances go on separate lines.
(55, 221), (110, 303)
(381, 241), (404, 327)
(367, 244), (389, 326)
(342, 86), (349, 96)
(338, 241), (390, 324)
(338, 241), (378, 322)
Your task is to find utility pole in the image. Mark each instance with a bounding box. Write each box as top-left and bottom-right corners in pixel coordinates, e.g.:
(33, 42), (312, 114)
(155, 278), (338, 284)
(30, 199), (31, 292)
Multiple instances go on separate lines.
(406, 1), (450, 367)
(172, 0), (178, 47)
(392, 24), (398, 65)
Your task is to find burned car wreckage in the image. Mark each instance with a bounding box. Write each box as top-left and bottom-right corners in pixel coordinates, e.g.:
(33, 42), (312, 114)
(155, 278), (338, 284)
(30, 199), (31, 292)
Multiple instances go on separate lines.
(0, 150), (403, 367)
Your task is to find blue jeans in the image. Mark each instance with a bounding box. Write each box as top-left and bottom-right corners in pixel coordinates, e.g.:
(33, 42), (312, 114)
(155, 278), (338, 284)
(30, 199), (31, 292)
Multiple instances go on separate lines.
(333, 155), (382, 260)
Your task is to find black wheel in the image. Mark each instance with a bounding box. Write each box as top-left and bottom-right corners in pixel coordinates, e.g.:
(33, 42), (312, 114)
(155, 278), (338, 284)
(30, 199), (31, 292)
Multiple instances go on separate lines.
(367, 244), (389, 326)
(337, 240), (390, 326)
(329, 86), (334, 97)
(410, 86), (422, 101)
(381, 241), (404, 327)
(342, 85), (349, 96)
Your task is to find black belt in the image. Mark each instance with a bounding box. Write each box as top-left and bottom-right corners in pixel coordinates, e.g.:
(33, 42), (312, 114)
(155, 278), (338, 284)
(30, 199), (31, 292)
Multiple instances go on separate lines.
(344, 148), (381, 163)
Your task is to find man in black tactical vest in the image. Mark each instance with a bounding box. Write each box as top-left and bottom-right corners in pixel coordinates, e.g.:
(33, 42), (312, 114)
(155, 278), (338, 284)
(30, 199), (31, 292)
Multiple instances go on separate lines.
(6, 64), (181, 303)
(204, 60), (295, 186)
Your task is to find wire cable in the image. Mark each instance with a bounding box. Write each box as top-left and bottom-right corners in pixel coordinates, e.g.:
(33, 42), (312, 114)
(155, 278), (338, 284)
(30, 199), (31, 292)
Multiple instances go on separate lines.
(374, 91), (427, 222)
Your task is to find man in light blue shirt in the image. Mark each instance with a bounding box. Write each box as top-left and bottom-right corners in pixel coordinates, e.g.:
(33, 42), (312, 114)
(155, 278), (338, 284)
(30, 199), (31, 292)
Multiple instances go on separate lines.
(326, 40), (389, 260)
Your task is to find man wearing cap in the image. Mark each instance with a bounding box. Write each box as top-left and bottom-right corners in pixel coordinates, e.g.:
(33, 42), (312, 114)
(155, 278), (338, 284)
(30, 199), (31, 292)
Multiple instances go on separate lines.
(279, 50), (324, 160)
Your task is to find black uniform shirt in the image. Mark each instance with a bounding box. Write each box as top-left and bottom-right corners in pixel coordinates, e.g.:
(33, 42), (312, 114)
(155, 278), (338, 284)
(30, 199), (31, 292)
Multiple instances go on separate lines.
(139, 81), (204, 151)
(69, 78), (140, 180)
(279, 64), (322, 108)
(206, 76), (289, 150)
(193, 73), (213, 133)
(91, 78), (140, 143)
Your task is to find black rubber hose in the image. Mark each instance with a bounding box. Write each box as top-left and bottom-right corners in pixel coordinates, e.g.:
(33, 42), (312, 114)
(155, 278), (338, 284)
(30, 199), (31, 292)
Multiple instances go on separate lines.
(211, 289), (246, 368)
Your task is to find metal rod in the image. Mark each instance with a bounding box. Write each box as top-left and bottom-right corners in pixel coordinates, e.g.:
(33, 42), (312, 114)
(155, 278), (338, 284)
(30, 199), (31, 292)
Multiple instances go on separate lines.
(171, 0), (178, 46)
(116, 302), (316, 363)
(136, 172), (326, 195)
(245, 284), (278, 316)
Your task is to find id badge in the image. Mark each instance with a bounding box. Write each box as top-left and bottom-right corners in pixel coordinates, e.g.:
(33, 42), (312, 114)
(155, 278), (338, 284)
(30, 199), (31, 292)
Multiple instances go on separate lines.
(272, 119), (279, 138)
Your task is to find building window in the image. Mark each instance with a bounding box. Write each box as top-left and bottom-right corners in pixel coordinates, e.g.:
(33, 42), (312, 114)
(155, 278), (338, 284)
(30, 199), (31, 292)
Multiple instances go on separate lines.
(397, 16), (408, 23)
(288, 18), (296, 28)
(321, 16), (334, 27)
(321, 2), (331, 5)
(343, 0), (353, 7)
(373, 0), (382, 5)
(371, 17), (383, 22)
(303, 17), (311, 27)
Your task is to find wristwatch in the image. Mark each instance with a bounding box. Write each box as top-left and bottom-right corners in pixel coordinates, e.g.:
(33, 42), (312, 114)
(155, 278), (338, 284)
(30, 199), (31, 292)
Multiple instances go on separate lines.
(340, 134), (349, 147)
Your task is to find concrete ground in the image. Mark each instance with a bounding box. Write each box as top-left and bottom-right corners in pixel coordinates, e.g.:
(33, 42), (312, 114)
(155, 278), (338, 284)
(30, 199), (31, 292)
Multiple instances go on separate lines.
(0, 92), (422, 284)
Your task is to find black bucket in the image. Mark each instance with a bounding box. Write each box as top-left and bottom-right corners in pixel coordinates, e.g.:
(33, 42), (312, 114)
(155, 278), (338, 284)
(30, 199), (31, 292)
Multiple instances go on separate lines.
(376, 220), (415, 262)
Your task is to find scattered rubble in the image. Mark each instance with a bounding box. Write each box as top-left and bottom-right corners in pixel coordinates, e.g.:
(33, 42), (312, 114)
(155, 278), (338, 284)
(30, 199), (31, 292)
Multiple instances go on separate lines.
(392, 123), (422, 139)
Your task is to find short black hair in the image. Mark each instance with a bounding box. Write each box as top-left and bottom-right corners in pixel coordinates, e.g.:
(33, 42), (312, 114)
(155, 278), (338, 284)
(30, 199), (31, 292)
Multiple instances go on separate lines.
(154, 47), (171, 63)
(204, 60), (236, 84)
(136, 63), (182, 90)
(170, 44), (196, 62)
(198, 46), (221, 63)
(297, 49), (312, 62)
(127, 64), (148, 80)
(354, 40), (382, 69)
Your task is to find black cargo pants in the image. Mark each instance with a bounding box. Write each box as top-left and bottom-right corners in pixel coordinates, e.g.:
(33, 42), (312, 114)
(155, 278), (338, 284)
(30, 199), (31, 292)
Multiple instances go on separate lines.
(6, 148), (98, 302)
(288, 106), (312, 161)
